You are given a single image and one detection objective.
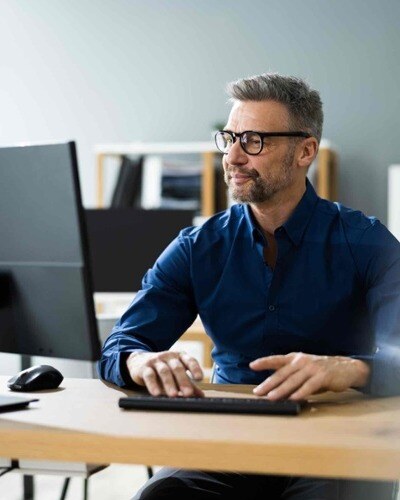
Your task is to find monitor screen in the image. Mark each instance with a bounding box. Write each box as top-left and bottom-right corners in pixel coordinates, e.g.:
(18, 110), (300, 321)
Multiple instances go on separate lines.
(0, 142), (101, 361)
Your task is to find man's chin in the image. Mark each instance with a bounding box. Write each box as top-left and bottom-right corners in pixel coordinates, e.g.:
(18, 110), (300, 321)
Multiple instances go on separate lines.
(230, 188), (272, 204)
(230, 191), (256, 204)
(230, 186), (249, 204)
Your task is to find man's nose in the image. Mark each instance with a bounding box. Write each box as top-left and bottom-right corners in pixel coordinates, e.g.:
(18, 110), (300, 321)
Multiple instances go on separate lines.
(225, 138), (248, 166)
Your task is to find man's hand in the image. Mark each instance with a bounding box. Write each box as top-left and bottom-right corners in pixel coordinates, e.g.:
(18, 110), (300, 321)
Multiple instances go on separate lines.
(126, 351), (204, 398)
(250, 353), (370, 401)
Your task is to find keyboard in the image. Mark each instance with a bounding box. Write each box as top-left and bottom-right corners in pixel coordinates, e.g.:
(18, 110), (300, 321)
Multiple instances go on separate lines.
(118, 395), (306, 415)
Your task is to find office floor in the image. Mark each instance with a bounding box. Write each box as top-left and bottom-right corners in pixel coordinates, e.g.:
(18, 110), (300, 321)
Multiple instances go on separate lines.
(0, 464), (150, 499)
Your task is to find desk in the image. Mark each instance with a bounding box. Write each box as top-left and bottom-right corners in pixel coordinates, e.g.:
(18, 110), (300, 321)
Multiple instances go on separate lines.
(0, 377), (400, 481)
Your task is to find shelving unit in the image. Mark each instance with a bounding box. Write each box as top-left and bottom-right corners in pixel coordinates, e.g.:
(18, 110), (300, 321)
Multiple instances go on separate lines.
(94, 142), (219, 217)
(94, 139), (338, 216)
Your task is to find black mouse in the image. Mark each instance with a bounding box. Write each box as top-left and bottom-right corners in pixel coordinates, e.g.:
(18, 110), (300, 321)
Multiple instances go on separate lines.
(7, 364), (64, 392)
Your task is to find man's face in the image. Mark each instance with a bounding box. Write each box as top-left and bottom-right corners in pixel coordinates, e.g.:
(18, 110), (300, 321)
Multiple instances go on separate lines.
(222, 100), (301, 204)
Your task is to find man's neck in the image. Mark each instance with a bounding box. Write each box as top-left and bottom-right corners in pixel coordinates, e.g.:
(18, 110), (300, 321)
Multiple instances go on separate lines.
(249, 181), (306, 236)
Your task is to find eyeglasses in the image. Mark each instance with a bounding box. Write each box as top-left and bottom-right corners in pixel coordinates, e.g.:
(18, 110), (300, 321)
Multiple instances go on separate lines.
(214, 130), (311, 156)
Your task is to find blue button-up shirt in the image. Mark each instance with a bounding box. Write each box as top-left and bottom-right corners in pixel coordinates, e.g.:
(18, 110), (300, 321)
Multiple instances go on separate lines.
(98, 181), (400, 396)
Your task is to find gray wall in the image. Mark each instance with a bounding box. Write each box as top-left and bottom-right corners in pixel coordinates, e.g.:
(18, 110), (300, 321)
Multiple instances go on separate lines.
(0, 0), (399, 222)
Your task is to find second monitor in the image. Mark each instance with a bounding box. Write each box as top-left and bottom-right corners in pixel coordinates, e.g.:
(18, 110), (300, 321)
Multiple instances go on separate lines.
(85, 208), (195, 292)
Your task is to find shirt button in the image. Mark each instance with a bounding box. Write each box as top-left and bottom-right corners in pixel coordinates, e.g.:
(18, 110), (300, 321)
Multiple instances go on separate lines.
(268, 305), (276, 312)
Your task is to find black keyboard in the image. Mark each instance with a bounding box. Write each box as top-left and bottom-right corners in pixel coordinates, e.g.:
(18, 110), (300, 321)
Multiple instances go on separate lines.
(119, 395), (306, 415)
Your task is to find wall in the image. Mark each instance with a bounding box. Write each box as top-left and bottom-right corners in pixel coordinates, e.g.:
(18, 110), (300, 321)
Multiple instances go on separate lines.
(0, 0), (399, 220)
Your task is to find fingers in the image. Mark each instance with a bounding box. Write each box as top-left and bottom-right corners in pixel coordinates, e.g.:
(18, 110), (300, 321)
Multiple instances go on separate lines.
(166, 357), (199, 397)
(132, 351), (204, 398)
(154, 360), (180, 397)
(249, 354), (294, 371)
(261, 369), (317, 400)
(187, 382), (205, 398)
(179, 352), (204, 381)
(250, 352), (335, 400)
(142, 366), (161, 396)
(253, 360), (302, 396)
(289, 374), (325, 401)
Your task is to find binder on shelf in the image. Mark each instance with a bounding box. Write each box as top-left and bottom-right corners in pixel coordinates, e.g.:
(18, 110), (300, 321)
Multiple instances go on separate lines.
(111, 155), (143, 208)
(213, 153), (228, 213)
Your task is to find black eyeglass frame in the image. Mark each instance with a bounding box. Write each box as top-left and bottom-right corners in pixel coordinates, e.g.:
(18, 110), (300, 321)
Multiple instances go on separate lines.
(215, 130), (312, 155)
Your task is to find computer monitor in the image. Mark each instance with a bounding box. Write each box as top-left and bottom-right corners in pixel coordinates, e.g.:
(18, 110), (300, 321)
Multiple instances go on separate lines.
(85, 208), (195, 292)
(0, 142), (101, 361)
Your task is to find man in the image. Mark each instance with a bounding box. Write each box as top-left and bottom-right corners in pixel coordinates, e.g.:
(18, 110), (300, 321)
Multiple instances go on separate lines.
(99, 73), (400, 499)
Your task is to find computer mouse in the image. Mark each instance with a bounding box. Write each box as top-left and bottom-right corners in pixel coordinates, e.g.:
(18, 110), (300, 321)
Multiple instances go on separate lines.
(7, 365), (63, 392)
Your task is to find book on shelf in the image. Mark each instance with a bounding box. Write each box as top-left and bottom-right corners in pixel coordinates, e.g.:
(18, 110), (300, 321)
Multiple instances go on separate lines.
(213, 152), (229, 212)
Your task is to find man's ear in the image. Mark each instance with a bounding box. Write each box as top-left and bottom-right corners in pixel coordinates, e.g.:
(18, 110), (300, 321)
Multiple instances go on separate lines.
(297, 138), (319, 169)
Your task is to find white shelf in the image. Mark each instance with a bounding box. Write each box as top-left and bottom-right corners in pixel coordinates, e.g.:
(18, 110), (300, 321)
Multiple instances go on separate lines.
(95, 138), (333, 156)
(388, 164), (400, 241)
(17, 460), (107, 477)
(94, 141), (217, 155)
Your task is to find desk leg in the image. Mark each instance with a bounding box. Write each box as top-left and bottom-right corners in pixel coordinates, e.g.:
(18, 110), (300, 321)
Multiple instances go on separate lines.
(83, 478), (88, 500)
(60, 478), (70, 500)
(21, 359), (34, 499)
(23, 475), (34, 500)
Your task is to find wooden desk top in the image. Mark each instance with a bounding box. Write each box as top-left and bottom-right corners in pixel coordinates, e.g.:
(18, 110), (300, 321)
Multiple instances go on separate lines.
(0, 376), (399, 480)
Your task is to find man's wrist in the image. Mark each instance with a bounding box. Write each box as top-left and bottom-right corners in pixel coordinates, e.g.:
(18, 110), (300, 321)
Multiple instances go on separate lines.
(126, 350), (148, 371)
(348, 358), (371, 388)
(127, 350), (144, 363)
(119, 351), (144, 387)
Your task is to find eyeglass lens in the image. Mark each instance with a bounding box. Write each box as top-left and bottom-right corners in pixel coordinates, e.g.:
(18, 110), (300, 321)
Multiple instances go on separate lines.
(215, 131), (263, 155)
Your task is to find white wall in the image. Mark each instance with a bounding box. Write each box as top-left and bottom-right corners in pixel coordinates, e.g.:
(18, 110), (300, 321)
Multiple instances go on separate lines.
(0, 0), (399, 221)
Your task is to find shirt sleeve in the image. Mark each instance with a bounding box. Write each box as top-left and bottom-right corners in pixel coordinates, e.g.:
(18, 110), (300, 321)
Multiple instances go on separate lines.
(353, 221), (400, 396)
(97, 230), (197, 387)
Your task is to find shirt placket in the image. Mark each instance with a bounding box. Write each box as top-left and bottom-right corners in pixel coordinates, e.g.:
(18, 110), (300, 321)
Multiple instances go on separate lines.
(264, 229), (293, 341)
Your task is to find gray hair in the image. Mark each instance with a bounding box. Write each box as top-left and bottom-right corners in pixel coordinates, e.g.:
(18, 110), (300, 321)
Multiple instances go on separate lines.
(226, 73), (323, 143)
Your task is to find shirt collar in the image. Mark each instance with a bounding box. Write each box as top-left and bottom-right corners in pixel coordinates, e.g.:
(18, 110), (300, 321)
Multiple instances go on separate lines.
(282, 179), (319, 246)
(243, 202), (262, 247)
(242, 179), (320, 247)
